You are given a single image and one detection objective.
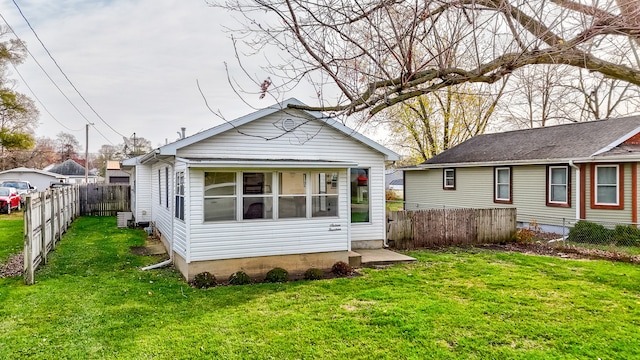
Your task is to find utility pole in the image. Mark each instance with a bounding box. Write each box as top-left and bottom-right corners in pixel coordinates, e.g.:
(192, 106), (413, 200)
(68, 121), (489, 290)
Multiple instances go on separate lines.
(85, 123), (94, 183)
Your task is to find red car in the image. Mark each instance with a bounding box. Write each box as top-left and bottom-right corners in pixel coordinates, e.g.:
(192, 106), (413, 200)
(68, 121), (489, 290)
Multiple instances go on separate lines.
(0, 187), (21, 214)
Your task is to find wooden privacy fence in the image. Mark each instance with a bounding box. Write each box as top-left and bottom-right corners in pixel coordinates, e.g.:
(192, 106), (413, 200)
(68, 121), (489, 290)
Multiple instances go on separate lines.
(387, 208), (517, 249)
(23, 186), (80, 285)
(79, 184), (131, 216)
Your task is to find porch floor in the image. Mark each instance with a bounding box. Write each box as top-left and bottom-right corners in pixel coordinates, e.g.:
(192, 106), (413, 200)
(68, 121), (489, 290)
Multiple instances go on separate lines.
(350, 249), (417, 268)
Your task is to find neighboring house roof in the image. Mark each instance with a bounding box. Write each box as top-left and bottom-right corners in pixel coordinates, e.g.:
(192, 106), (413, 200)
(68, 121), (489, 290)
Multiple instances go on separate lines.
(106, 160), (121, 170)
(49, 159), (98, 176)
(385, 169), (403, 188)
(0, 167), (67, 179)
(138, 98), (399, 163)
(420, 116), (640, 168)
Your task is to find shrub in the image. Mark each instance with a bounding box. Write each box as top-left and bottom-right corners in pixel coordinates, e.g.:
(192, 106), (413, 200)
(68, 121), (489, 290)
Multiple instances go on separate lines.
(331, 261), (352, 276)
(191, 272), (216, 289)
(265, 267), (289, 283)
(304, 268), (324, 280)
(567, 220), (613, 244)
(228, 271), (252, 285)
(611, 225), (640, 247)
(515, 228), (536, 243)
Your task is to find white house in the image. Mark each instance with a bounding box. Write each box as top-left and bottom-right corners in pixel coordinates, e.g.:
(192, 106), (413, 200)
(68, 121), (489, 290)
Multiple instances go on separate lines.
(0, 167), (68, 191)
(122, 99), (399, 280)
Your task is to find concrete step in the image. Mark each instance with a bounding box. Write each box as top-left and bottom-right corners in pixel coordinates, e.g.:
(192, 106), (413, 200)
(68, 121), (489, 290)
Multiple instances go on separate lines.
(357, 249), (417, 267)
(348, 251), (362, 268)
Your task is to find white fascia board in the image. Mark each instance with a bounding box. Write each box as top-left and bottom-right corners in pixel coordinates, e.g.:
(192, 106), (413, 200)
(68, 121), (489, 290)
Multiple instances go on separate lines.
(155, 98), (399, 160)
(591, 126), (640, 156)
(0, 167), (67, 178)
(177, 157), (358, 169)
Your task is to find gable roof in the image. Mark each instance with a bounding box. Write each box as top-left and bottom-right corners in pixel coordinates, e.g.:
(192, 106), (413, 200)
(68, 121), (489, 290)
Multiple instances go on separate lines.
(141, 98), (398, 162)
(48, 159), (98, 176)
(420, 116), (640, 168)
(0, 167), (67, 179)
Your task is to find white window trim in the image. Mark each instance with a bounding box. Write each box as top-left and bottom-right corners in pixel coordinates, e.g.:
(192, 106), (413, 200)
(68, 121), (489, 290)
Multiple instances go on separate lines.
(204, 171), (340, 223)
(495, 167), (511, 202)
(594, 164), (619, 206)
(548, 166), (569, 204)
(443, 168), (455, 189)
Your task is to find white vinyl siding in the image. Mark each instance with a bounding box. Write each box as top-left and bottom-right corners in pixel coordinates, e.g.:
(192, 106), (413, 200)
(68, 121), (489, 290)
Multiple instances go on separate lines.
(179, 109), (387, 249)
(134, 165), (152, 223)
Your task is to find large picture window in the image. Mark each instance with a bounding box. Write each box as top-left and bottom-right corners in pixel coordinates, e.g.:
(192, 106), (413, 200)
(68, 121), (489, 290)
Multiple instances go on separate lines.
(204, 170), (340, 222)
(547, 166), (569, 207)
(351, 168), (369, 223)
(595, 165), (619, 206)
(204, 172), (236, 221)
(494, 167), (511, 203)
(175, 172), (185, 220)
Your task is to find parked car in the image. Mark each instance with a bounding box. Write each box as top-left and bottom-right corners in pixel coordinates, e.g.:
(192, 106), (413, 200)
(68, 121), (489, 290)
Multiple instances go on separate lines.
(0, 187), (21, 214)
(0, 180), (37, 203)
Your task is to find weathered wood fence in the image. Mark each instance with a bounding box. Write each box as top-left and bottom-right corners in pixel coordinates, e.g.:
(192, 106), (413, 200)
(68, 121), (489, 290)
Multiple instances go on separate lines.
(79, 184), (130, 216)
(23, 186), (80, 285)
(387, 208), (517, 249)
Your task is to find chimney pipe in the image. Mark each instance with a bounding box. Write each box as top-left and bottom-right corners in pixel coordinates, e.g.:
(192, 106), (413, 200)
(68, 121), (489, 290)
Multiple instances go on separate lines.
(181, 127), (186, 139)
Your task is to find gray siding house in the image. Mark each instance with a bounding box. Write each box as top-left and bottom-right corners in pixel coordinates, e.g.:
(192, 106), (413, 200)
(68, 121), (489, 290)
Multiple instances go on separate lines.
(405, 117), (640, 231)
(122, 99), (398, 280)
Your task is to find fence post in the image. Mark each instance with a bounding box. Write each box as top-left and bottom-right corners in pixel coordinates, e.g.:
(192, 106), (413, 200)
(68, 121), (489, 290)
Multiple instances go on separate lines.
(40, 192), (47, 265)
(23, 195), (34, 285)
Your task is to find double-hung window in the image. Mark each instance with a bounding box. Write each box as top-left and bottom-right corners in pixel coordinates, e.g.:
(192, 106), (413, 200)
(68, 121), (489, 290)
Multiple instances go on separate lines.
(278, 172), (306, 219)
(242, 172), (273, 220)
(594, 165), (620, 206)
(547, 166), (569, 207)
(443, 168), (455, 190)
(175, 172), (185, 220)
(494, 167), (511, 203)
(312, 171), (339, 217)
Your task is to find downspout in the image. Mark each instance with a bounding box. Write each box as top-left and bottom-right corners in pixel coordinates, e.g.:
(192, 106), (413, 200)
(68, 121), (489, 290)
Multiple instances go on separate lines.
(569, 160), (580, 221)
(141, 153), (175, 270)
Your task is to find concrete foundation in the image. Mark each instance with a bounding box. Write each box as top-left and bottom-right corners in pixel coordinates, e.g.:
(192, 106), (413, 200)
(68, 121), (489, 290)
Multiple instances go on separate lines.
(351, 239), (384, 249)
(173, 250), (349, 281)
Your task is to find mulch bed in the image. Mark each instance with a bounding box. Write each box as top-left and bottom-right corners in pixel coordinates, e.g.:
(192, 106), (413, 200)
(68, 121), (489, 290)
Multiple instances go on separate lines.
(0, 253), (24, 278)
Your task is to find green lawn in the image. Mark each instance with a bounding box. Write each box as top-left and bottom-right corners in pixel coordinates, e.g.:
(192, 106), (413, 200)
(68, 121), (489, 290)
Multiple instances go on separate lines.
(0, 214), (23, 263)
(1, 217), (639, 359)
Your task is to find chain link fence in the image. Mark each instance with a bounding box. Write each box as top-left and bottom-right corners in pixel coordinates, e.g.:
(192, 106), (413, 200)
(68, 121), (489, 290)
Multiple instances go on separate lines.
(387, 201), (640, 256)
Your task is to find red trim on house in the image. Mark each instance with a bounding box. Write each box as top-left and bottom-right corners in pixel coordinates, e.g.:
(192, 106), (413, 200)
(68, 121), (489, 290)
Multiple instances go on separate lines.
(632, 163), (637, 224)
(590, 163), (624, 210)
(580, 164), (586, 219)
(546, 165), (571, 208)
(623, 132), (640, 145)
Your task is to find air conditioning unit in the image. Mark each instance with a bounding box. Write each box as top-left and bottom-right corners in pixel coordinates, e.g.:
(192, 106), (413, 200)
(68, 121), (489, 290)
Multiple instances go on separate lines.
(117, 212), (133, 228)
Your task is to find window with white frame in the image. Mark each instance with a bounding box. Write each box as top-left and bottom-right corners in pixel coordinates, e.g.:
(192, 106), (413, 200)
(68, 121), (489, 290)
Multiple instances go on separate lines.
(548, 166), (568, 205)
(278, 172), (306, 219)
(158, 169), (161, 205)
(242, 172), (273, 220)
(350, 168), (370, 223)
(175, 172), (185, 220)
(443, 168), (455, 189)
(204, 171), (340, 222)
(595, 165), (619, 205)
(165, 167), (169, 208)
(494, 167), (511, 203)
(204, 172), (236, 221)
(311, 171), (339, 217)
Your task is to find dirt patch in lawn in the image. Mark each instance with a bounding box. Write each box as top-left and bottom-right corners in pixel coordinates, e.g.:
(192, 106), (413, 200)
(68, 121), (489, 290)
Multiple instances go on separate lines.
(0, 253), (23, 278)
(478, 242), (640, 264)
(130, 235), (167, 256)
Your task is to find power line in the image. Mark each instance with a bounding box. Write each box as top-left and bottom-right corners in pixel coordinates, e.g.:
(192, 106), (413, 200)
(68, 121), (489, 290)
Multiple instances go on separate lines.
(10, 0), (127, 139)
(10, 62), (82, 132)
(0, 11), (113, 144)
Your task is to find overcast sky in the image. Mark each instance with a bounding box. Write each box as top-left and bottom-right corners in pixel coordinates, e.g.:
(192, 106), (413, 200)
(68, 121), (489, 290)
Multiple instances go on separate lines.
(0, 0), (331, 153)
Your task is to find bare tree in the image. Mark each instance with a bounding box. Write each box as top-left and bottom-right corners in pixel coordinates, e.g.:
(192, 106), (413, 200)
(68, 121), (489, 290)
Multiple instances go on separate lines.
(213, 0), (640, 117)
